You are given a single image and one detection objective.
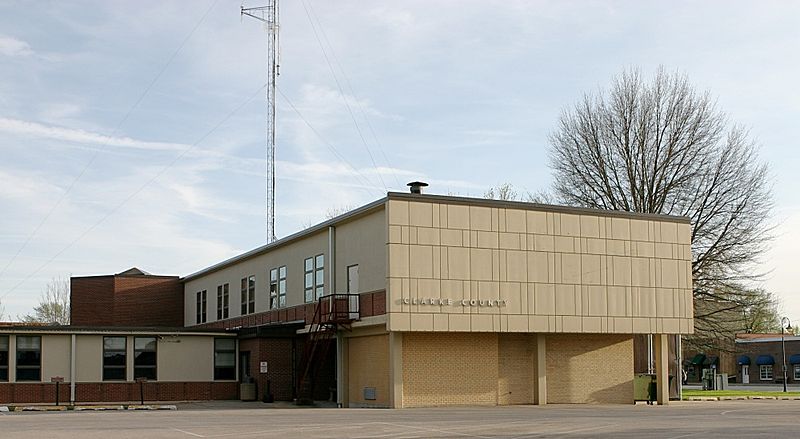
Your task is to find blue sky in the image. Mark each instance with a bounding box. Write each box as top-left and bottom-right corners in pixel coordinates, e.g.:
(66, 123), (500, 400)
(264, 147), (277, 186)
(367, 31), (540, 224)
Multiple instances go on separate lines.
(1, 0), (799, 323)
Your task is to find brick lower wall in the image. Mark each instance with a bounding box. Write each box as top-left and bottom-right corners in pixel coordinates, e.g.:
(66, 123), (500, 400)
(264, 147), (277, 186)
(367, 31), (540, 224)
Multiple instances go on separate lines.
(348, 334), (390, 407)
(498, 333), (536, 405)
(0, 382), (238, 404)
(546, 334), (633, 404)
(402, 332), (499, 407)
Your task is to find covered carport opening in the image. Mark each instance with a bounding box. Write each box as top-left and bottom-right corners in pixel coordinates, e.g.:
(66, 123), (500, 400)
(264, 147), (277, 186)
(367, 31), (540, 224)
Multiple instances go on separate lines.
(237, 320), (306, 402)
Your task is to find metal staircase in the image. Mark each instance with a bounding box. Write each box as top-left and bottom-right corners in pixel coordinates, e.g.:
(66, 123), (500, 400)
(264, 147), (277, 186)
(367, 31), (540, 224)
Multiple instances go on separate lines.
(295, 294), (359, 404)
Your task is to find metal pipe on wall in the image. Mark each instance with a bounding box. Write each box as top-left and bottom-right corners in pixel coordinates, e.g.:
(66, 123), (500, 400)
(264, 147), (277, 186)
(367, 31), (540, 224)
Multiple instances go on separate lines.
(70, 334), (76, 404)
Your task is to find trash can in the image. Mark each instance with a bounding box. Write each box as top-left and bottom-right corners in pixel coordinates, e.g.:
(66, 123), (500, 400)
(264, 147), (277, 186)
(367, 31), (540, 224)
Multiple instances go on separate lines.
(634, 373), (657, 403)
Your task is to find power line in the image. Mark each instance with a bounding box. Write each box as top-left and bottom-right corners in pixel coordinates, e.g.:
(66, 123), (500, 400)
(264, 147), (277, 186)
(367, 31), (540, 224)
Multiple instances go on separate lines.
(0, 83), (267, 302)
(304, 1), (402, 189)
(277, 87), (384, 195)
(299, 0), (387, 192)
(0, 0), (220, 282)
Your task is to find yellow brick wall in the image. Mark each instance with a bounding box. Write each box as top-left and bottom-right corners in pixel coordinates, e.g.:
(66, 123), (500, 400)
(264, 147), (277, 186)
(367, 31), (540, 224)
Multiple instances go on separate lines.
(348, 334), (390, 407)
(402, 332), (499, 407)
(498, 333), (536, 405)
(546, 334), (634, 403)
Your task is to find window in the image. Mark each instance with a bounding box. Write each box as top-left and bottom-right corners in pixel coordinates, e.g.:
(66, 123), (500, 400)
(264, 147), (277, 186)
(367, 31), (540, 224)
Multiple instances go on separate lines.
(794, 365), (800, 381)
(103, 336), (126, 381)
(0, 336), (8, 381)
(270, 266), (287, 309)
(305, 255), (325, 303)
(217, 283), (229, 320)
(16, 336), (41, 381)
(214, 338), (236, 380)
(760, 364), (773, 381)
(196, 290), (207, 324)
(241, 276), (255, 315)
(134, 337), (157, 380)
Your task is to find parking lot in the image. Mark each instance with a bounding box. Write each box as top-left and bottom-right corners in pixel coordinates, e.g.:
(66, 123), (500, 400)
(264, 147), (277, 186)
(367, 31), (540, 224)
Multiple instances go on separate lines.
(1, 400), (798, 438)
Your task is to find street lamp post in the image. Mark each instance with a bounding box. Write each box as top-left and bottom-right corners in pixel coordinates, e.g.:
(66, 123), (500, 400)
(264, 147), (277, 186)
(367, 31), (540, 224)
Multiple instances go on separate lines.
(781, 317), (792, 393)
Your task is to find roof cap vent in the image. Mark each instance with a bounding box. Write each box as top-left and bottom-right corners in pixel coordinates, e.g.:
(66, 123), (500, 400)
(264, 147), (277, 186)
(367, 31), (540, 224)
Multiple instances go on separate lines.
(407, 181), (429, 194)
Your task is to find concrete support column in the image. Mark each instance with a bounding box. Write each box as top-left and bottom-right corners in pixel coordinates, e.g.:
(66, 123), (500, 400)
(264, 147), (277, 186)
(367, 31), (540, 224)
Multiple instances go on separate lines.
(336, 332), (345, 407)
(534, 333), (547, 405)
(389, 332), (403, 408)
(654, 334), (669, 405)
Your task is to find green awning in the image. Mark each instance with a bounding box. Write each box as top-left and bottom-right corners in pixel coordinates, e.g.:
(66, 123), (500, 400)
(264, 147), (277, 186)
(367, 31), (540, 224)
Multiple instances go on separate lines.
(690, 354), (706, 365)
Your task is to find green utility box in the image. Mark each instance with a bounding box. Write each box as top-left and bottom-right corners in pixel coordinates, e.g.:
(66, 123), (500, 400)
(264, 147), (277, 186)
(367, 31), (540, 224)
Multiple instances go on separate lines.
(634, 373), (657, 403)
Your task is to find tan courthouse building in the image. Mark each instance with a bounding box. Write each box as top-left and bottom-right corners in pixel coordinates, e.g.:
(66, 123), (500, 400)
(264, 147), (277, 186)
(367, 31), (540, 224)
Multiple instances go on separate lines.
(1, 188), (694, 407)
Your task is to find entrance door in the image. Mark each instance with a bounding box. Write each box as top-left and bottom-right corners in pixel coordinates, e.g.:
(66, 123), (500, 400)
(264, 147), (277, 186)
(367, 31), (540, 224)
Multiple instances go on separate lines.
(240, 351), (251, 382)
(742, 365), (749, 384)
(347, 265), (359, 294)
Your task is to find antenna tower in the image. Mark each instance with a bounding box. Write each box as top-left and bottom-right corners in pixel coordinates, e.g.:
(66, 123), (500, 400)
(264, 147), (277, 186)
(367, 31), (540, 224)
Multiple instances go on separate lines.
(242, 1), (280, 243)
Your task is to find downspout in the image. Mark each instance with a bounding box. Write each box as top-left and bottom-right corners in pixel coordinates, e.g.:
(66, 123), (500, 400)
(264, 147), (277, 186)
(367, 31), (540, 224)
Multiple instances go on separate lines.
(329, 225), (344, 408)
(676, 335), (682, 400)
(70, 334), (76, 404)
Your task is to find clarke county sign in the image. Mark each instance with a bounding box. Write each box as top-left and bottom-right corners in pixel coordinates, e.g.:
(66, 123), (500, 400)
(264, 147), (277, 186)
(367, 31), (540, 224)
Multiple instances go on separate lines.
(400, 298), (508, 307)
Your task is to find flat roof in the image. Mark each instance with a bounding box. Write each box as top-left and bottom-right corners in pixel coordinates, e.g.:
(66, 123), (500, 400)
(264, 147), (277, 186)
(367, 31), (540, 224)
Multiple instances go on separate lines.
(182, 192), (689, 282)
(0, 325), (236, 336)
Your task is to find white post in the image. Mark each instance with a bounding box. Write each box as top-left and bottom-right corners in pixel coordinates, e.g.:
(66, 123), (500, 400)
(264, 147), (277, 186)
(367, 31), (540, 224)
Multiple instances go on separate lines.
(70, 334), (76, 404)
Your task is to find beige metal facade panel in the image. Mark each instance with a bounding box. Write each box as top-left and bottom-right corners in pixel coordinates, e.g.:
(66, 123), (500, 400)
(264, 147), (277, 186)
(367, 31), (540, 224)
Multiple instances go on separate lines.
(184, 230), (329, 326)
(42, 335), (71, 382)
(545, 334), (634, 404)
(333, 210), (386, 294)
(347, 334), (390, 407)
(75, 335), (103, 382)
(386, 199), (692, 335)
(158, 336), (215, 382)
(184, 209), (388, 326)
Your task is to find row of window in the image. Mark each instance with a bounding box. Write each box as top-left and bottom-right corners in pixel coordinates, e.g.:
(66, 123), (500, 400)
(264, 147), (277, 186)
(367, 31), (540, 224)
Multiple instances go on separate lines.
(195, 254), (325, 324)
(0, 336), (236, 382)
(753, 364), (800, 381)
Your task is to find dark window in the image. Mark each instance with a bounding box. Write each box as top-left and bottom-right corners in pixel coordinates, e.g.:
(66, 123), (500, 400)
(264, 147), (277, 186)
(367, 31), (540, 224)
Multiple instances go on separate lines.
(214, 338), (236, 380)
(270, 268), (278, 309)
(0, 336), (8, 381)
(103, 336), (126, 381)
(217, 283), (229, 320)
(248, 275), (255, 314)
(305, 255), (324, 303)
(304, 257), (314, 303)
(16, 336), (41, 381)
(270, 266), (287, 309)
(241, 278), (247, 315)
(196, 290), (207, 324)
(278, 266), (286, 308)
(134, 337), (157, 380)
(314, 254), (325, 300)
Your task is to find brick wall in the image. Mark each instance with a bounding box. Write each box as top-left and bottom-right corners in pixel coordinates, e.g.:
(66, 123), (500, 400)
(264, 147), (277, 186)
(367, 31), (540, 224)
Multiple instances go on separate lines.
(736, 339), (800, 384)
(498, 333), (536, 405)
(348, 334), (389, 407)
(70, 276), (115, 326)
(0, 382), (238, 404)
(546, 334), (633, 404)
(70, 275), (183, 327)
(402, 332), (499, 407)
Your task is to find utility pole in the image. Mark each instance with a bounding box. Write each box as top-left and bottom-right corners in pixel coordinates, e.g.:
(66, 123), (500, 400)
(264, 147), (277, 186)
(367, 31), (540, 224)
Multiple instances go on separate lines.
(242, 1), (280, 243)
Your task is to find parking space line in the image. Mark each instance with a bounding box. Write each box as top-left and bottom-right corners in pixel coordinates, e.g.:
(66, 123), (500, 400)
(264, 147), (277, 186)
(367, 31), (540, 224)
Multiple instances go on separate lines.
(171, 427), (205, 437)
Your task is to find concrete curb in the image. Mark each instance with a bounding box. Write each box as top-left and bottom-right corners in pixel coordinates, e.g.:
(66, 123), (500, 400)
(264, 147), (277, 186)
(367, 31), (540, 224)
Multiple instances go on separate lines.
(74, 406), (125, 411)
(684, 395), (800, 401)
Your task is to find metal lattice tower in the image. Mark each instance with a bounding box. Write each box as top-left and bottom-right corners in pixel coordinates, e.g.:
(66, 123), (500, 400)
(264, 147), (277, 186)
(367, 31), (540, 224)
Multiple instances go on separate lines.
(242, 1), (280, 243)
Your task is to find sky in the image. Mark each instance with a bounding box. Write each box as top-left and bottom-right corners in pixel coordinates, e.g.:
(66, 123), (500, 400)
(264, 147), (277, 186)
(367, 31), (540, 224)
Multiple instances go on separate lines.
(0, 0), (799, 323)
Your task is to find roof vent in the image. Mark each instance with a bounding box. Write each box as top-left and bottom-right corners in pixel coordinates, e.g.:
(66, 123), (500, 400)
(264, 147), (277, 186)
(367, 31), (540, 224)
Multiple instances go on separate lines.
(407, 181), (429, 194)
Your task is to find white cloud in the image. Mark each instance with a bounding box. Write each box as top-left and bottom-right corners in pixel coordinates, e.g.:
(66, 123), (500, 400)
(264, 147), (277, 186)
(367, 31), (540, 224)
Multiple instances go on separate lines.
(0, 35), (33, 57)
(0, 117), (187, 152)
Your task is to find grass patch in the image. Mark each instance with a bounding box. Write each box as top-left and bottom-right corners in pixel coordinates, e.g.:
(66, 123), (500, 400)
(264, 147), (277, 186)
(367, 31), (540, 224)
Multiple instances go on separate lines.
(683, 389), (800, 398)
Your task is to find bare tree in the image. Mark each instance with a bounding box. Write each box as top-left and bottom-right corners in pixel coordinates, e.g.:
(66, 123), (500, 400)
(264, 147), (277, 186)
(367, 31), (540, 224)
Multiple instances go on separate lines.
(0, 298), (5, 321)
(484, 183), (555, 204)
(19, 276), (70, 325)
(548, 67), (773, 342)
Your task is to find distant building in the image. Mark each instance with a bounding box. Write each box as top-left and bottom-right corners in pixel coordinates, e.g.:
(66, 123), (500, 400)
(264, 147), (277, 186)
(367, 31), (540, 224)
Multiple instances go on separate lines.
(735, 333), (800, 384)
